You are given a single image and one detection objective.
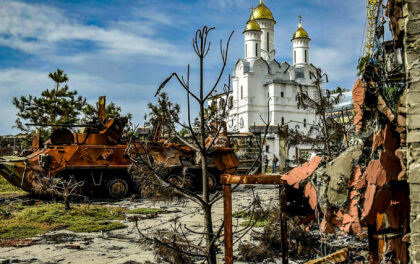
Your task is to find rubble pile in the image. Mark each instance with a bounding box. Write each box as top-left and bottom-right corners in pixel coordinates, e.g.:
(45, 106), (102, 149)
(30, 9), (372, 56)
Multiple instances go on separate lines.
(280, 64), (408, 263)
(280, 77), (409, 262)
(274, 0), (415, 262)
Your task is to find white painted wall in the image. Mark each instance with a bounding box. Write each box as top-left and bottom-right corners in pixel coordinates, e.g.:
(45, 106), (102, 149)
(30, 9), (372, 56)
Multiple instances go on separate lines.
(207, 10), (323, 167)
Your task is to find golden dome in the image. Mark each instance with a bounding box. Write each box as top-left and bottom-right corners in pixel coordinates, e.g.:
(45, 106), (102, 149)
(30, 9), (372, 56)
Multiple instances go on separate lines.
(292, 16), (310, 39)
(244, 13), (261, 32)
(252, 0), (275, 22)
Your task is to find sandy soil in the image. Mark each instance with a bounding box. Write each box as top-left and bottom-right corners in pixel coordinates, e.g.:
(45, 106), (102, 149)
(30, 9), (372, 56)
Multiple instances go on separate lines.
(0, 185), (283, 264)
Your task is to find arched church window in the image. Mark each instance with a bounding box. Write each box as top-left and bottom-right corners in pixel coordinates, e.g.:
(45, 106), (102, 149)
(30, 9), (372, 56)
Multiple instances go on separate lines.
(294, 51), (296, 64)
(255, 43), (258, 57)
(245, 44), (247, 57)
(281, 117), (284, 125)
(240, 117), (244, 128)
(281, 92), (284, 97)
(241, 86), (243, 100)
(219, 98), (225, 109)
(228, 96), (233, 109)
(304, 118), (307, 127)
(267, 32), (269, 51)
(305, 50), (307, 63)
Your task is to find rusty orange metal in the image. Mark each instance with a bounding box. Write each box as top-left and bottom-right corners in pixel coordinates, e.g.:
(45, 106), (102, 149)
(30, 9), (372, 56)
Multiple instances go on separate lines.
(221, 174), (288, 264)
(0, 97), (239, 198)
(305, 248), (349, 264)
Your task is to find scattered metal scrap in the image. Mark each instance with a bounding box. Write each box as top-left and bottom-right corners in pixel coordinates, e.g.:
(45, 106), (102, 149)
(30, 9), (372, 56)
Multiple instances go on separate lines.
(305, 248), (348, 264)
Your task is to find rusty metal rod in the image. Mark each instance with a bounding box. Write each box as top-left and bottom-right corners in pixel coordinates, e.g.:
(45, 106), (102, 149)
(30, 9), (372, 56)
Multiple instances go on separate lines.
(221, 174), (286, 185)
(223, 184), (233, 264)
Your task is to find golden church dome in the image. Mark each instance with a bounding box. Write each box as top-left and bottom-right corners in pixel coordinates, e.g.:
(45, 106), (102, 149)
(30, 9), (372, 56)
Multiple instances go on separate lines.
(292, 16), (310, 39)
(244, 15), (261, 32)
(252, 0), (275, 22)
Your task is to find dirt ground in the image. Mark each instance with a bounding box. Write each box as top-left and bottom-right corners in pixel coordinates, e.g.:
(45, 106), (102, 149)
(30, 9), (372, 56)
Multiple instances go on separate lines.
(0, 185), (284, 264)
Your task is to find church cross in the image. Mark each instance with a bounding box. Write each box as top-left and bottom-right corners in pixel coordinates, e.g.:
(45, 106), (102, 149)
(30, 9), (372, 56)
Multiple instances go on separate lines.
(299, 15), (302, 25)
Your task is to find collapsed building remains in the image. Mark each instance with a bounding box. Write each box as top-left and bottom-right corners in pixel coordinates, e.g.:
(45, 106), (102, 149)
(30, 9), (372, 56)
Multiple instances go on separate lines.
(270, 0), (419, 262)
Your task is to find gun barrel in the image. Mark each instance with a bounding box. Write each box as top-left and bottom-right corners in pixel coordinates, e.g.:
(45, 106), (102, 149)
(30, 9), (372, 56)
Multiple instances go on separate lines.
(25, 123), (97, 127)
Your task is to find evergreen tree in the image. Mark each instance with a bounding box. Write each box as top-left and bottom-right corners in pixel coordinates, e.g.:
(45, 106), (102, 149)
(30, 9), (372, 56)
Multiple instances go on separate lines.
(12, 69), (86, 142)
(147, 92), (180, 134)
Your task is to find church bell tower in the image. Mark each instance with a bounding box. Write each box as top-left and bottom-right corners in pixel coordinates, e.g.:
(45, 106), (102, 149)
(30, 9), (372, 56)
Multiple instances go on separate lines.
(292, 15), (311, 67)
(252, 0), (276, 62)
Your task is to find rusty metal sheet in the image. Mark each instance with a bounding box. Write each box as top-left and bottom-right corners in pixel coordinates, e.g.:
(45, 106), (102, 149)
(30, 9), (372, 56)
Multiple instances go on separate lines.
(305, 248), (348, 264)
(281, 156), (322, 188)
(352, 79), (365, 132)
(349, 165), (366, 189)
(362, 183), (377, 220)
(364, 189), (392, 225)
(304, 182), (317, 210)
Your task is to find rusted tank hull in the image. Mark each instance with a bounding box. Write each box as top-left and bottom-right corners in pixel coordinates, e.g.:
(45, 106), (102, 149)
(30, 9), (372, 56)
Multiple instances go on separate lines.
(0, 156), (40, 194)
(0, 142), (239, 197)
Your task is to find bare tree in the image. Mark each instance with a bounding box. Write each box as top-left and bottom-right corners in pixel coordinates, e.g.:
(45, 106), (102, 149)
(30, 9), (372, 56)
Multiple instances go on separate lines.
(128, 26), (234, 263)
(294, 67), (349, 161)
(34, 174), (85, 211)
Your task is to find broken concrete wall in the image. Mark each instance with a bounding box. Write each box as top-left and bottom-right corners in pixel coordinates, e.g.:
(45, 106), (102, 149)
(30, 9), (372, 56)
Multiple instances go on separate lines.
(403, 0), (420, 262)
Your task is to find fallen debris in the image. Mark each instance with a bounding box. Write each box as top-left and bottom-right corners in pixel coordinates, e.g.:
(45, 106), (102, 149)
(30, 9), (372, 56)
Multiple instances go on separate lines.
(0, 239), (33, 248)
(281, 156), (323, 189)
(69, 244), (80, 250)
(305, 248), (348, 264)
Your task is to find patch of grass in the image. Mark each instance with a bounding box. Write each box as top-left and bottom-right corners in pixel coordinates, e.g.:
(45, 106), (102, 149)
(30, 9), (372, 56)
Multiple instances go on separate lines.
(234, 209), (270, 228)
(240, 219), (269, 227)
(129, 207), (167, 215)
(0, 220), (54, 239)
(0, 176), (26, 195)
(0, 203), (128, 239)
(233, 210), (252, 218)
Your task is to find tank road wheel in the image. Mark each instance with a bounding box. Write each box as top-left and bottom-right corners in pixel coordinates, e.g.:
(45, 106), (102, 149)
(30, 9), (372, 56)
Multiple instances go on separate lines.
(167, 174), (181, 187)
(207, 173), (217, 192)
(167, 173), (194, 190)
(107, 178), (129, 199)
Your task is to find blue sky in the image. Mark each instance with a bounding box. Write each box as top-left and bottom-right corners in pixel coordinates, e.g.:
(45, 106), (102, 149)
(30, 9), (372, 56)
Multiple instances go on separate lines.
(0, 0), (367, 134)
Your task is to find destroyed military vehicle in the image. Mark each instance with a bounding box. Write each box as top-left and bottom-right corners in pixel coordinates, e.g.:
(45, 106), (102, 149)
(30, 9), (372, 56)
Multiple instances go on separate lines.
(0, 96), (239, 198)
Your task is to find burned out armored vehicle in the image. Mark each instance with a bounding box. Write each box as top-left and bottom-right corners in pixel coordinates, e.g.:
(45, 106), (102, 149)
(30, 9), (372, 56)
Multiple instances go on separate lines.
(0, 97), (239, 198)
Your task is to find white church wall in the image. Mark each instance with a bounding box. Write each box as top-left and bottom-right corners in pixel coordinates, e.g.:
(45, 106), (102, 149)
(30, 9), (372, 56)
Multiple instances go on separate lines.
(212, 2), (325, 167)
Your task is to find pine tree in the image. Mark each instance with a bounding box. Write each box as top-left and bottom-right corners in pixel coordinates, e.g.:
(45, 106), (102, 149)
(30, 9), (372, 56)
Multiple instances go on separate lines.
(12, 69), (86, 142)
(147, 92), (180, 135)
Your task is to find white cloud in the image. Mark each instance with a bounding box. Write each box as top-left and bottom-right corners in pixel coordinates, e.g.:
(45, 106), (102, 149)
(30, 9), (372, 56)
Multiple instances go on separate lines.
(0, 1), (190, 60)
(206, 0), (249, 9)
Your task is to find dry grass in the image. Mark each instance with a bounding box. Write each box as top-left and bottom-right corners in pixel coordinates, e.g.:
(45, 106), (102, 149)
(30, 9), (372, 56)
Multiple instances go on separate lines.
(130, 164), (186, 203)
(0, 203), (127, 240)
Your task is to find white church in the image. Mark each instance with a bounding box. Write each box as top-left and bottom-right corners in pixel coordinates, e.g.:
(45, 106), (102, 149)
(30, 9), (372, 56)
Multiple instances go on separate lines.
(212, 0), (322, 167)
